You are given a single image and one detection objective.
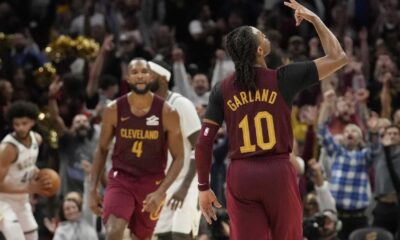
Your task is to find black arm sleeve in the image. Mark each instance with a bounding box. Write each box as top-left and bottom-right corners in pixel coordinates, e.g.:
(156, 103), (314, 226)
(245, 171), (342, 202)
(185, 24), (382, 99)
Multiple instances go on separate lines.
(204, 82), (224, 125)
(277, 61), (319, 105)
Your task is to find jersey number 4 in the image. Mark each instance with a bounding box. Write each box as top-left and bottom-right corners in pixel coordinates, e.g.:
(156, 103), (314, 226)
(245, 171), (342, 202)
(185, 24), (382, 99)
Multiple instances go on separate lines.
(239, 111), (276, 153)
(131, 140), (143, 158)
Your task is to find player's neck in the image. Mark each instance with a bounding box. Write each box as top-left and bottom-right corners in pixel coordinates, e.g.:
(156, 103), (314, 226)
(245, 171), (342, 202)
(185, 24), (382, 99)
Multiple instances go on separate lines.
(128, 91), (153, 108)
(155, 85), (169, 99)
(255, 58), (267, 68)
(12, 131), (32, 147)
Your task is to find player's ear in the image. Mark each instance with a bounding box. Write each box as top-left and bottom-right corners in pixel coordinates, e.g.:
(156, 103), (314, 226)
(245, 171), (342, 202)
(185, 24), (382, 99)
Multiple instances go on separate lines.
(257, 46), (264, 57)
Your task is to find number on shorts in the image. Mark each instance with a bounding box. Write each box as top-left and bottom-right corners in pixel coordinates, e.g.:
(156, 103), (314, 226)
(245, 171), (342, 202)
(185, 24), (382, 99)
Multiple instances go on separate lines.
(131, 140), (143, 158)
(238, 111), (276, 153)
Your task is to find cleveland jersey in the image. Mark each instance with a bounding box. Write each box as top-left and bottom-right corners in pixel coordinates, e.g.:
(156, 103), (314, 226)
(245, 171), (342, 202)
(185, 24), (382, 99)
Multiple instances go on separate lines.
(205, 62), (319, 160)
(0, 131), (39, 200)
(111, 94), (168, 177)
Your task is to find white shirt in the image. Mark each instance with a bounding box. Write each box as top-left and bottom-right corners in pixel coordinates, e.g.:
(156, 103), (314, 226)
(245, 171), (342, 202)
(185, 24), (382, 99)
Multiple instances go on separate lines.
(165, 92), (201, 186)
(0, 131), (39, 200)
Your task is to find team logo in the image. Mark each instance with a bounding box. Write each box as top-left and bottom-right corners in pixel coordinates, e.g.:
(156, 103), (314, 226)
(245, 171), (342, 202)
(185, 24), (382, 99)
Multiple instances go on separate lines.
(120, 116), (130, 122)
(146, 115), (159, 126)
(149, 199), (165, 221)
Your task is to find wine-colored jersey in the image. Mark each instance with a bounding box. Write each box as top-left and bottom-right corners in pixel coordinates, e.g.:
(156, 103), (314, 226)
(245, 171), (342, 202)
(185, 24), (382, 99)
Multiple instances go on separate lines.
(111, 94), (167, 177)
(220, 68), (292, 160)
(205, 62), (319, 161)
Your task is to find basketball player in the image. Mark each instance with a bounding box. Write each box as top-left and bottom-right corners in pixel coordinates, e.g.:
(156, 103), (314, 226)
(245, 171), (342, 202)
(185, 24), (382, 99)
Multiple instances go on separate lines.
(89, 58), (184, 240)
(149, 61), (201, 240)
(195, 1), (348, 239)
(0, 101), (52, 240)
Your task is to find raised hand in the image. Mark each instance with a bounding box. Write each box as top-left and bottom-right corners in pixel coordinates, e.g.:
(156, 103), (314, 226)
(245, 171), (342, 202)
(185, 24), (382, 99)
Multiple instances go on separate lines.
(367, 114), (380, 133)
(284, 0), (319, 26)
(48, 76), (63, 98)
(101, 35), (114, 53)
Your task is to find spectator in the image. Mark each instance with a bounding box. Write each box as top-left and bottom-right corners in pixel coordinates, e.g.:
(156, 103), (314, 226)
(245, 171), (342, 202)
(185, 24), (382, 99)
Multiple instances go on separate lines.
(318, 90), (373, 239)
(53, 197), (98, 240)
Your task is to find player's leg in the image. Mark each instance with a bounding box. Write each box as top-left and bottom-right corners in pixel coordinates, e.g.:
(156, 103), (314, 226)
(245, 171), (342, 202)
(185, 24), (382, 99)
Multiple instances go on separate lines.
(226, 182), (270, 240)
(106, 214), (129, 239)
(226, 160), (272, 240)
(12, 202), (38, 240)
(156, 188), (199, 240)
(130, 176), (165, 240)
(0, 202), (25, 240)
(103, 172), (137, 239)
(262, 159), (303, 240)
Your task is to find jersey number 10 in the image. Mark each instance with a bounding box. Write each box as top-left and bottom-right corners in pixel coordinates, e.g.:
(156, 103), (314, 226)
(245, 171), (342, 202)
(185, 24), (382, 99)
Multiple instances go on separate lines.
(239, 111), (276, 153)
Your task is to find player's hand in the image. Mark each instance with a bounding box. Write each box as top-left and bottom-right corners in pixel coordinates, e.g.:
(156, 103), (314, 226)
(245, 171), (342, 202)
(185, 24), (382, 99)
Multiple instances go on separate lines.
(48, 76), (63, 98)
(89, 190), (103, 216)
(308, 158), (324, 187)
(142, 190), (166, 214)
(199, 189), (222, 224)
(284, 0), (318, 26)
(43, 217), (57, 233)
(168, 186), (189, 210)
(29, 172), (52, 195)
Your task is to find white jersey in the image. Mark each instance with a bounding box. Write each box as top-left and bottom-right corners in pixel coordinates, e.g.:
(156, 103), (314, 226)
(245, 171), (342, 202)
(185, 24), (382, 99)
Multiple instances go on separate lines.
(155, 92), (202, 235)
(0, 131), (39, 201)
(165, 92), (201, 185)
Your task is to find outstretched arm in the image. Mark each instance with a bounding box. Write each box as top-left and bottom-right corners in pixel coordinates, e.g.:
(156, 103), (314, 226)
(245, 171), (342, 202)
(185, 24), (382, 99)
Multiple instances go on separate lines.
(285, 0), (348, 80)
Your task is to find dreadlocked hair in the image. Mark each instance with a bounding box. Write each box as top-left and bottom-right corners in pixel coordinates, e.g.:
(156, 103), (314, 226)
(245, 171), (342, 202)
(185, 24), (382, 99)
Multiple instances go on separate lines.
(225, 26), (258, 91)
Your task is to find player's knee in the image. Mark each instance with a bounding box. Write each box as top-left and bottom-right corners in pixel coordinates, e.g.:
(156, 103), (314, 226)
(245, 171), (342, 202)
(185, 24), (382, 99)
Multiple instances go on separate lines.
(105, 215), (127, 239)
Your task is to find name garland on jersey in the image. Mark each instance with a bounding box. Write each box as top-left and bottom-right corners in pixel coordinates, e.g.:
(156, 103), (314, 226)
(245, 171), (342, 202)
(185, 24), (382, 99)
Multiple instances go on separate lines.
(227, 89), (277, 111)
(120, 128), (159, 140)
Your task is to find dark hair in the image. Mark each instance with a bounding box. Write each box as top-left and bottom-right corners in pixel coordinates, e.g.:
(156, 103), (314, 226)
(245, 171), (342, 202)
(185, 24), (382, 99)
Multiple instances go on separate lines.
(225, 26), (259, 91)
(385, 124), (400, 133)
(99, 75), (118, 90)
(7, 101), (39, 122)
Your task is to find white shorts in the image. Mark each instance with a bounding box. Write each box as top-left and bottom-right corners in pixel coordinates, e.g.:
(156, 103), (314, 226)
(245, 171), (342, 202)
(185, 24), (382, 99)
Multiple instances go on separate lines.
(0, 194), (38, 233)
(0, 201), (25, 240)
(154, 182), (200, 235)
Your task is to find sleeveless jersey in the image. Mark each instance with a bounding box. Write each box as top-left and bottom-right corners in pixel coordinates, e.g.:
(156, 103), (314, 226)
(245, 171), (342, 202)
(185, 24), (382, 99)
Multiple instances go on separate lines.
(220, 67), (293, 160)
(0, 131), (39, 200)
(111, 94), (168, 177)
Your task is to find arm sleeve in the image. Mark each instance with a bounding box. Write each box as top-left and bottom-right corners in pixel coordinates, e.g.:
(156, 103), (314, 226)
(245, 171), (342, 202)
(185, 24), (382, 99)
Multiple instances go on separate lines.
(277, 61), (319, 105)
(204, 82), (224, 125)
(195, 122), (220, 191)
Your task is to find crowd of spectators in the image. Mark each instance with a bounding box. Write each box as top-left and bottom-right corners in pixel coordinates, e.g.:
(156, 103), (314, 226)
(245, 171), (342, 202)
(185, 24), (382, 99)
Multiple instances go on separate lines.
(0, 0), (400, 239)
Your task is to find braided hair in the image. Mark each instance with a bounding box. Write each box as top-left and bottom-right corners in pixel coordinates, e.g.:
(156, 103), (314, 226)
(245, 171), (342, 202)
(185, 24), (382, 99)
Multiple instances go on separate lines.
(225, 26), (259, 91)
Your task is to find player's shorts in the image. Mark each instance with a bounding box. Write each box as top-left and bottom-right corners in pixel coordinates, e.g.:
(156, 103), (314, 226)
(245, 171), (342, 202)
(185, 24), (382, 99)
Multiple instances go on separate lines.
(226, 155), (303, 240)
(102, 170), (165, 239)
(0, 201), (25, 240)
(0, 194), (38, 234)
(154, 180), (200, 235)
